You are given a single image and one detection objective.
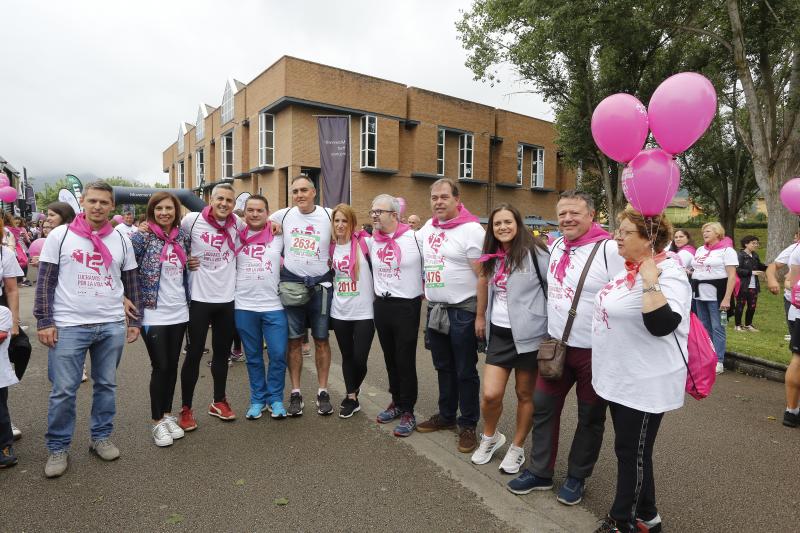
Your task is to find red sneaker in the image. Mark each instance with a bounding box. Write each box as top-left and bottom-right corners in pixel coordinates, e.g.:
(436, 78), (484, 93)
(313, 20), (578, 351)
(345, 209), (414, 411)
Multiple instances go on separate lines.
(208, 398), (237, 420)
(178, 406), (197, 431)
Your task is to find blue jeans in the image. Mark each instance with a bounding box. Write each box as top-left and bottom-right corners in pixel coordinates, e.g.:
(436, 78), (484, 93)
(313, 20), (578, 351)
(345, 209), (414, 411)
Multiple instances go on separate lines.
(694, 299), (726, 363)
(235, 309), (288, 405)
(46, 321), (127, 453)
(426, 307), (480, 428)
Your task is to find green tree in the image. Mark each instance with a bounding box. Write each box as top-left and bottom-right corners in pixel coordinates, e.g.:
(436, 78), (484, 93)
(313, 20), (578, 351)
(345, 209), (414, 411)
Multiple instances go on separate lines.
(34, 178), (70, 211)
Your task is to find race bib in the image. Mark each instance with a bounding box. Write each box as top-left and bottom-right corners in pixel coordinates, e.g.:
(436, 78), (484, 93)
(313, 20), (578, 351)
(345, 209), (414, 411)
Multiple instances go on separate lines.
(335, 274), (359, 297)
(290, 231), (320, 256)
(424, 264), (445, 288)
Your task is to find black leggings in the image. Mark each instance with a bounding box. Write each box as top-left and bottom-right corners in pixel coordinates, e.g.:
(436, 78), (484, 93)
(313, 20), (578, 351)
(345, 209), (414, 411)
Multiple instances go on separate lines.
(373, 297), (421, 413)
(734, 288), (758, 327)
(332, 318), (375, 395)
(141, 323), (187, 420)
(182, 300), (234, 406)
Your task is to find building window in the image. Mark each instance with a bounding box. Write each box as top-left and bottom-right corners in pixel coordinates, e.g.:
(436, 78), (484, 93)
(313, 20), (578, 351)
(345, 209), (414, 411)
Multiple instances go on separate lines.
(360, 115), (376, 168)
(259, 112), (275, 167)
(195, 149), (205, 187)
(177, 127), (184, 155)
(437, 128), (445, 176)
(222, 132), (233, 179)
(516, 143), (523, 186)
(196, 107), (205, 141)
(221, 82), (234, 125)
(531, 147), (544, 188)
(458, 133), (473, 179)
(177, 160), (185, 189)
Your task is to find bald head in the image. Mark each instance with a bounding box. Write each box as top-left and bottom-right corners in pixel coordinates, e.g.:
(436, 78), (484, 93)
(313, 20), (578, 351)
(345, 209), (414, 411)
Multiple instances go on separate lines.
(407, 214), (422, 230)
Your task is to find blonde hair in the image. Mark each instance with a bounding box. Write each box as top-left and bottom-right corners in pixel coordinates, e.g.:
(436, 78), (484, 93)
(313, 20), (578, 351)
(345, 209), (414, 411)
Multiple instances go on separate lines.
(330, 203), (362, 281)
(701, 222), (725, 241)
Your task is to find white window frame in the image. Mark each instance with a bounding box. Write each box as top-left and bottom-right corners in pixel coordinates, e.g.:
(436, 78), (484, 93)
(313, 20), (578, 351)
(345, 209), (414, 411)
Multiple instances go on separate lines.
(177, 160), (185, 189)
(458, 133), (473, 179)
(437, 128), (445, 176)
(221, 82), (234, 125)
(360, 115), (377, 168)
(259, 112), (275, 167)
(177, 127), (184, 155)
(195, 149), (205, 187)
(531, 147), (544, 188)
(221, 132), (234, 179)
(516, 143), (524, 186)
(196, 107), (205, 141)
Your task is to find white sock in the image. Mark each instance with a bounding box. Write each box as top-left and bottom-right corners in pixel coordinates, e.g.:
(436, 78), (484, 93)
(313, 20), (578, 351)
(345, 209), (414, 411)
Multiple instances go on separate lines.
(482, 432), (495, 441)
(291, 388), (301, 394)
(787, 407), (800, 415)
(508, 444), (523, 452)
(318, 388), (327, 395)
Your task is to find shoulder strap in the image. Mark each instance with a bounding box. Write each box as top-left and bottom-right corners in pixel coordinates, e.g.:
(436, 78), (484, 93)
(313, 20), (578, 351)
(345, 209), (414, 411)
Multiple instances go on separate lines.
(187, 212), (201, 255)
(281, 206), (296, 226)
(560, 240), (604, 343)
(531, 248), (547, 300)
(118, 231), (128, 271)
(57, 225), (69, 263)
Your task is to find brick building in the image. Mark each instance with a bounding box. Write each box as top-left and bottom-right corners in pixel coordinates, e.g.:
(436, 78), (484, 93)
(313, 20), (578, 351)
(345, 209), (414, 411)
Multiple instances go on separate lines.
(162, 56), (576, 221)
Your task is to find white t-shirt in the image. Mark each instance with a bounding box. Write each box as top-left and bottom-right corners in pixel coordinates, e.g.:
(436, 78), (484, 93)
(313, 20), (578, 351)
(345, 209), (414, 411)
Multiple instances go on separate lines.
(787, 246), (800, 321)
(547, 239), (625, 349)
(490, 266), (511, 328)
(0, 245), (24, 295)
(234, 231), (283, 312)
(775, 243), (799, 300)
(0, 306), (16, 388)
(675, 249), (694, 269)
(181, 212), (243, 303)
(116, 224), (138, 239)
(331, 241), (374, 320)
(142, 249), (188, 326)
(592, 258), (691, 413)
(691, 246), (738, 301)
(270, 206), (333, 277)
(417, 220), (484, 304)
(369, 230), (423, 300)
(39, 225), (137, 327)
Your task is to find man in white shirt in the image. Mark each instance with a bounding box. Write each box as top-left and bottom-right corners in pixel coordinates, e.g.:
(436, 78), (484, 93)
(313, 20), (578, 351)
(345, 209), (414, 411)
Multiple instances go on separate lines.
(234, 195), (288, 420)
(34, 181), (141, 478)
(508, 190), (625, 506)
(415, 179), (485, 454)
(269, 176), (334, 417)
(115, 209), (138, 239)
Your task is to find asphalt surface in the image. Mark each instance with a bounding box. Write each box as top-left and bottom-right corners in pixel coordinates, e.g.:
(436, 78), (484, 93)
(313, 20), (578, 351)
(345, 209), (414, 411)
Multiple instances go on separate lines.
(5, 286), (799, 532)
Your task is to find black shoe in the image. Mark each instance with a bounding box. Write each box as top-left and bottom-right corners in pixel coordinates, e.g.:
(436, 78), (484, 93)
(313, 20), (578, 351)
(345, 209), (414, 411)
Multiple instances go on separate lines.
(316, 391), (333, 416)
(784, 410), (800, 428)
(287, 392), (304, 417)
(339, 398), (361, 419)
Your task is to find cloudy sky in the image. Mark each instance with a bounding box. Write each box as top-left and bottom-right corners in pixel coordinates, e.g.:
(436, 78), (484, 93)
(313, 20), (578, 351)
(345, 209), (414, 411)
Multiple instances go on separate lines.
(1, 0), (551, 188)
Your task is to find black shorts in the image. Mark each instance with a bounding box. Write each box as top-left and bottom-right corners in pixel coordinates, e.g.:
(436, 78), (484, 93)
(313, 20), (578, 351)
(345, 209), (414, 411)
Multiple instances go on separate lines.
(485, 323), (538, 370)
(791, 320), (800, 354)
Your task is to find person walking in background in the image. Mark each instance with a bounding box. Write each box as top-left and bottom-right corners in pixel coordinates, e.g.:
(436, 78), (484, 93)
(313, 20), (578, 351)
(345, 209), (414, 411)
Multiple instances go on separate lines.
(329, 204), (374, 419)
(473, 204), (549, 474)
(667, 229), (696, 272)
(733, 235), (767, 332)
(130, 192), (190, 447)
(591, 209), (691, 533)
(690, 222), (738, 375)
(766, 227), (800, 341)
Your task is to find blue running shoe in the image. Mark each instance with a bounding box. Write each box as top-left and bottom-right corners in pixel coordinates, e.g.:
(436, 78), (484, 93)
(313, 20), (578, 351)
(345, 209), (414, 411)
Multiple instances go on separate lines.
(376, 402), (401, 424)
(269, 401), (287, 419)
(556, 476), (585, 506)
(245, 403), (266, 420)
(507, 469), (554, 495)
(393, 412), (416, 437)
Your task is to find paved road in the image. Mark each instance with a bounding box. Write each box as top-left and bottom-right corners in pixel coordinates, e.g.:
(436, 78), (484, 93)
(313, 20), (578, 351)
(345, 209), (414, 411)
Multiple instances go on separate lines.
(5, 286), (799, 531)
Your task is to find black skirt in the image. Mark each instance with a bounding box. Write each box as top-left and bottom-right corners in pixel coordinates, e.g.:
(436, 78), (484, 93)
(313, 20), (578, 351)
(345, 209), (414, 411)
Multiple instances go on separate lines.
(485, 323), (538, 370)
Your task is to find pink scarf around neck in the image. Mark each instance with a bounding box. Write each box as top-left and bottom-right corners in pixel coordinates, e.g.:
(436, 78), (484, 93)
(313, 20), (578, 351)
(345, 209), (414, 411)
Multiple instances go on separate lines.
(150, 224), (187, 266)
(68, 213), (114, 271)
(373, 223), (411, 265)
(331, 230), (369, 280)
(553, 222), (611, 284)
(201, 206), (236, 252)
(236, 224), (273, 255)
(477, 247), (507, 285)
(432, 203), (479, 229)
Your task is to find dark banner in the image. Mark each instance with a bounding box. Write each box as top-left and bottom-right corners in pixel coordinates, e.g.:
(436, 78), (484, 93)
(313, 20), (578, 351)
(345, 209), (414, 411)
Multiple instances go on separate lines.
(317, 116), (350, 207)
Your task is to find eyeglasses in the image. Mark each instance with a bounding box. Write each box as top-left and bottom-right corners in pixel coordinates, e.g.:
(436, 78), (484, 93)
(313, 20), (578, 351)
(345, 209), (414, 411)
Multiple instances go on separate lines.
(615, 229), (638, 239)
(369, 209), (395, 217)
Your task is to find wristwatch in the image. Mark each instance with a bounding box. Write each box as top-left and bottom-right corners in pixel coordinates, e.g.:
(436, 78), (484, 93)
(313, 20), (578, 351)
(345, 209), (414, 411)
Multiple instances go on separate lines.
(642, 283), (662, 294)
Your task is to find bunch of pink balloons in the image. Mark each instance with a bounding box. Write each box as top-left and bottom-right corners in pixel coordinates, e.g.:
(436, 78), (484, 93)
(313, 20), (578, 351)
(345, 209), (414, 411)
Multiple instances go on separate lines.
(591, 72), (717, 215)
(0, 186), (17, 203)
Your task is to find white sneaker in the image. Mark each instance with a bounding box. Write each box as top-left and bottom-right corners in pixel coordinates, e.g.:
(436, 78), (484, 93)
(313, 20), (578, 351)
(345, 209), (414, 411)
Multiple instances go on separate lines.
(716, 362), (724, 375)
(499, 444), (525, 474)
(152, 421), (173, 447)
(470, 432), (506, 465)
(163, 416), (185, 440)
(11, 422), (21, 441)
(785, 334), (792, 342)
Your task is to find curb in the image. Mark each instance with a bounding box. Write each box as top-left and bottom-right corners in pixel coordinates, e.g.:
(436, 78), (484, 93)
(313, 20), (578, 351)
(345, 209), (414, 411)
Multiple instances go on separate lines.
(725, 351), (787, 383)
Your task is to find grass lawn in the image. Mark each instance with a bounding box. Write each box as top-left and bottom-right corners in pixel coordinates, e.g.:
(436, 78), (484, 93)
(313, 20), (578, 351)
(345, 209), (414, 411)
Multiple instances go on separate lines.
(676, 226), (788, 365)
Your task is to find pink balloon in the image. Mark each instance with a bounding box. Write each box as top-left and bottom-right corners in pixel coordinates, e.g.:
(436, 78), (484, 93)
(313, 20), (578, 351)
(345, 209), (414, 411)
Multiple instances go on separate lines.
(0, 186), (17, 203)
(28, 238), (46, 258)
(112, 214), (125, 224)
(397, 197), (407, 216)
(621, 149), (681, 216)
(0, 174), (8, 188)
(780, 177), (800, 214)
(648, 72), (717, 155)
(591, 93), (649, 163)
